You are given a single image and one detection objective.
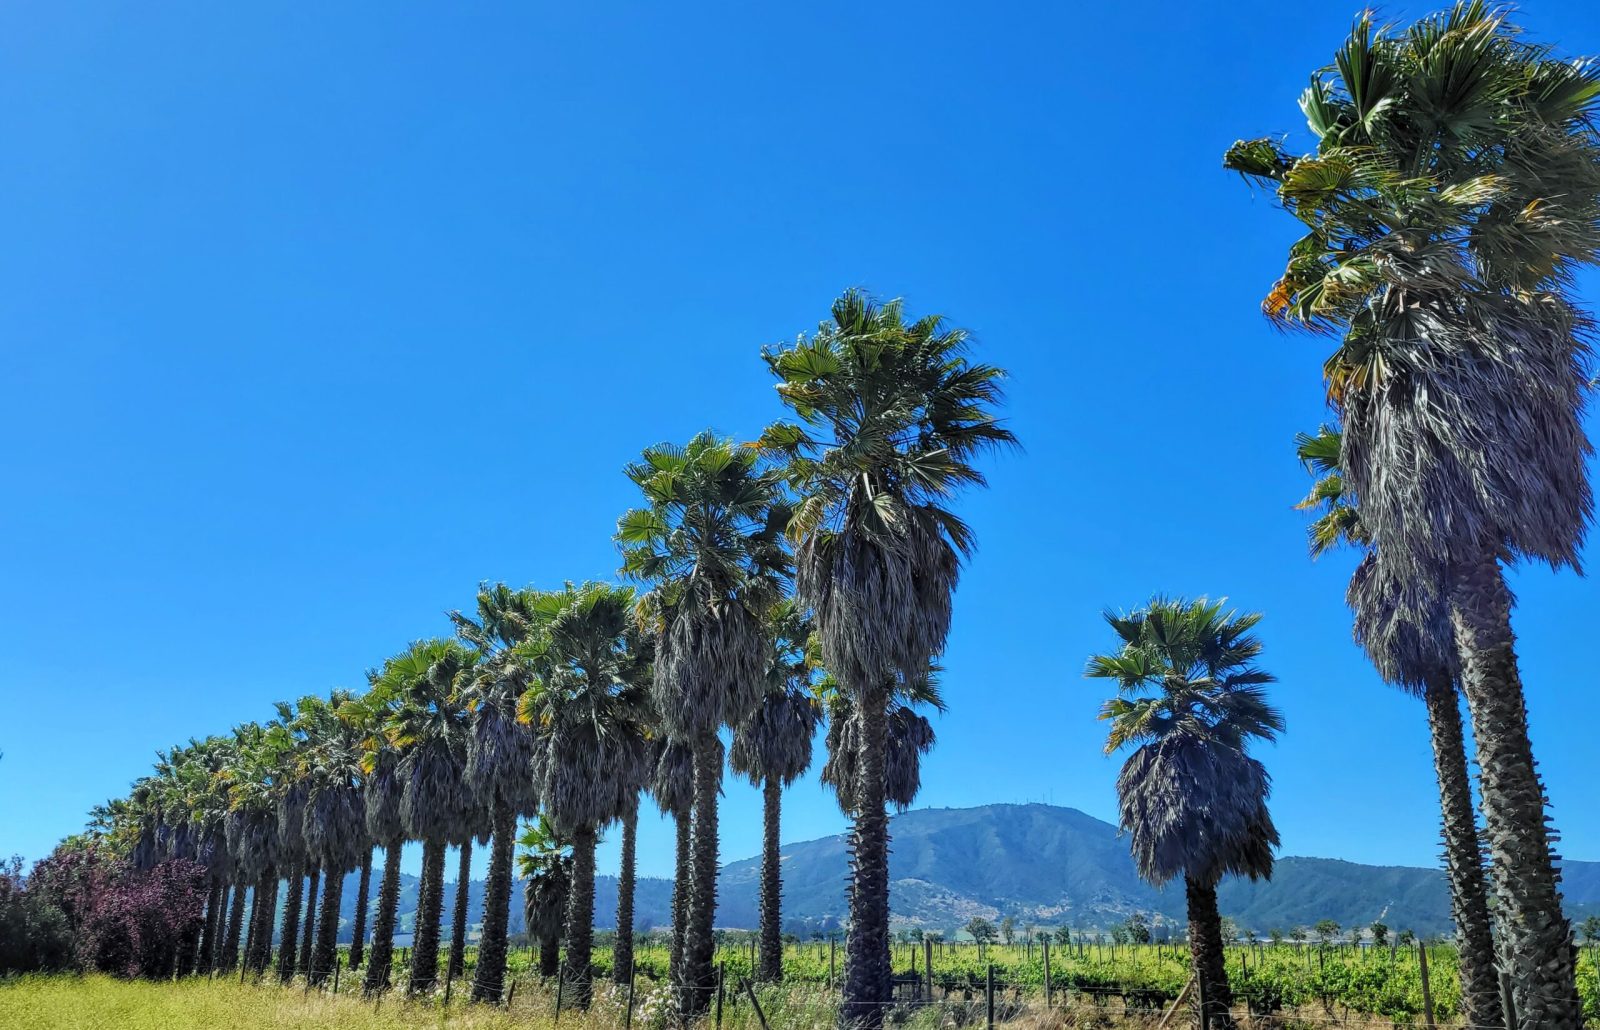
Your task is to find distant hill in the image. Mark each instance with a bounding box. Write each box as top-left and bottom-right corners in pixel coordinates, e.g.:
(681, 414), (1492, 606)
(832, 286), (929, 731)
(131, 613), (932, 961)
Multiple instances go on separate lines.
(314, 803), (1600, 941)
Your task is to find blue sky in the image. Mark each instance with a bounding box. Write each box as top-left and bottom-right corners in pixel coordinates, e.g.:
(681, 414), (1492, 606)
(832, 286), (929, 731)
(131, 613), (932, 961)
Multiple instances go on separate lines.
(3, 2), (1598, 889)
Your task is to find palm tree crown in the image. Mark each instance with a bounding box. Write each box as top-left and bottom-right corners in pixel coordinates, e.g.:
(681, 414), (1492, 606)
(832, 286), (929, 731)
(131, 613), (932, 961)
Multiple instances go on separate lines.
(1087, 598), (1282, 885)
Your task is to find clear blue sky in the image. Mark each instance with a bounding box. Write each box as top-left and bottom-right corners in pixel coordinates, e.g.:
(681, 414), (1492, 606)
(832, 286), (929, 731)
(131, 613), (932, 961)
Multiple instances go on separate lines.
(3, 2), (1598, 888)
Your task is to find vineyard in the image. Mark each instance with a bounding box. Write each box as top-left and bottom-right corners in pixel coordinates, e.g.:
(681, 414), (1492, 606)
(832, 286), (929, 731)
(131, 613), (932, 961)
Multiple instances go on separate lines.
(407, 937), (1600, 1026)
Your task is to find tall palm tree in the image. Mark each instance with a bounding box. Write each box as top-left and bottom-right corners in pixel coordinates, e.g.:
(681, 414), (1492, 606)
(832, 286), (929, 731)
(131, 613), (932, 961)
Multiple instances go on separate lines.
(519, 582), (653, 1009)
(1225, 9), (1600, 1023)
(224, 723), (284, 976)
(353, 699), (405, 997)
(367, 638), (476, 995)
(730, 603), (821, 982)
(454, 583), (543, 1003)
(651, 739), (695, 990)
(618, 432), (788, 1017)
(1297, 425), (1501, 1027)
(298, 691), (370, 986)
(268, 699), (316, 983)
(1086, 598), (1283, 1030)
(517, 818), (572, 980)
(761, 291), (1015, 1028)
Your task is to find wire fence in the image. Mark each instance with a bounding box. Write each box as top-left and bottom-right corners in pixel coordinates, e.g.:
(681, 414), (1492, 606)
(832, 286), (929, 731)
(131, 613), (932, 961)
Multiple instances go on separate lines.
(172, 941), (1550, 1030)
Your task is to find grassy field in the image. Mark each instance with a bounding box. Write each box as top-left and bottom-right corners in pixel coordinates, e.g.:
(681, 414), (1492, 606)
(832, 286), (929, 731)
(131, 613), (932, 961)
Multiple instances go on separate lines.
(6, 941), (1599, 1028)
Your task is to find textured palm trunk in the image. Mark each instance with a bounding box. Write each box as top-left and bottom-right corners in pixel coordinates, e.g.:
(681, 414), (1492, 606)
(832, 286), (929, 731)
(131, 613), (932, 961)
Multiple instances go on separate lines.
(669, 810), (690, 989)
(1423, 672), (1503, 1029)
(298, 866), (320, 975)
(840, 682), (890, 1030)
(758, 776), (783, 982)
(363, 840), (402, 996)
(348, 849), (372, 969)
(198, 882), (222, 973)
(539, 929), (560, 979)
(1185, 876), (1235, 1029)
(682, 739), (721, 1018)
(446, 840), (473, 983)
(1450, 552), (1583, 1029)
(243, 889), (261, 970)
(275, 866), (304, 982)
(310, 866), (344, 985)
(472, 807), (516, 1002)
(221, 883), (247, 972)
(408, 837), (447, 995)
(563, 825), (599, 1007)
(247, 873), (278, 973)
(614, 803), (638, 984)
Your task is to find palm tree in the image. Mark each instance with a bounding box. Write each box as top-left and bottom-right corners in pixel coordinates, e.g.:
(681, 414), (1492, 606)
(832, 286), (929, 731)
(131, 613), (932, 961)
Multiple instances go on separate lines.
(351, 692), (405, 997)
(297, 691), (370, 986)
(1297, 425), (1501, 1027)
(619, 432), (788, 1016)
(1086, 598), (1283, 1030)
(367, 638), (476, 995)
(453, 583), (543, 1003)
(520, 582), (653, 1009)
(224, 723), (285, 976)
(760, 291), (1015, 1027)
(268, 699), (316, 983)
(517, 818), (572, 980)
(651, 740), (695, 989)
(730, 605), (820, 981)
(1224, 10), (1600, 1023)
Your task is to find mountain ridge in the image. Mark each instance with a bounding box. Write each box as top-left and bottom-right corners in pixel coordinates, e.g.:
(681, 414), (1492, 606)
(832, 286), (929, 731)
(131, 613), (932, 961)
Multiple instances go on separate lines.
(321, 803), (1600, 940)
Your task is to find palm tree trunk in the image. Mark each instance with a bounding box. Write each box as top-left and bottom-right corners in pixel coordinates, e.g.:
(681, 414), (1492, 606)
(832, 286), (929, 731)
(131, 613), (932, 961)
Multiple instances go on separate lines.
(310, 865), (344, 985)
(363, 840), (402, 996)
(298, 866), (320, 975)
(221, 883), (247, 972)
(563, 825), (598, 1008)
(348, 849), (372, 970)
(198, 882), (222, 974)
(247, 873), (278, 973)
(614, 803), (638, 985)
(276, 865), (304, 982)
(243, 889), (261, 970)
(1185, 875), (1235, 1030)
(839, 682), (892, 1030)
(683, 739), (721, 1019)
(1423, 672), (1503, 1029)
(408, 837), (447, 995)
(447, 840), (473, 983)
(758, 776), (783, 982)
(669, 809), (690, 989)
(539, 929), (560, 979)
(472, 806), (516, 1003)
(1450, 551), (1583, 1030)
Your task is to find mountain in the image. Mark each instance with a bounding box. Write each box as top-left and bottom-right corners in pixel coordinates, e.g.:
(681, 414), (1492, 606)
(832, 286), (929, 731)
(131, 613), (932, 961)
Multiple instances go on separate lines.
(319, 803), (1600, 941)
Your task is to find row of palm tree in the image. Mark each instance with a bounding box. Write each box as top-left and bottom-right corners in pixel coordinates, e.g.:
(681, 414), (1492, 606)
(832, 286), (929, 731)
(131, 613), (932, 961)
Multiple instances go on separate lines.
(76, 291), (1014, 1030)
(1222, 5), (1600, 1029)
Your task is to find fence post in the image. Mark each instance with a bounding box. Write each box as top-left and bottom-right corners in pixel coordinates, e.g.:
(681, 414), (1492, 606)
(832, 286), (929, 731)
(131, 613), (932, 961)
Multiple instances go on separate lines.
(1416, 943), (1435, 1029)
(1043, 937), (1052, 1009)
(333, 953), (341, 995)
(1196, 970), (1210, 1030)
(1499, 969), (1517, 1030)
(829, 937), (836, 990)
(625, 972), (637, 1030)
(741, 978), (771, 1030)
(505, 979), (516, 1009)
(924, 936), (933, 1002)
(715, 962), (725, 1030)
(554, 972), (564, 1024)
(986, 962), (995, 1030)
